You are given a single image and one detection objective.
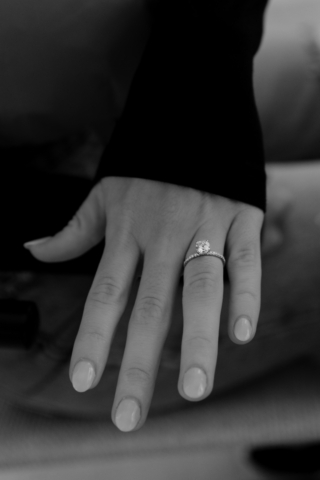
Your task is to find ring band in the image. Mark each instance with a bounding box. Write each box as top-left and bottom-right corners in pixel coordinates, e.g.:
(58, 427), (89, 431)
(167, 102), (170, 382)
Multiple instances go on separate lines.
(184, 240), (226, 268)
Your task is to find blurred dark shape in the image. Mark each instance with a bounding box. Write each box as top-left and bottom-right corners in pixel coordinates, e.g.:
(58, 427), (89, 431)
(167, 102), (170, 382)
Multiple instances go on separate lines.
(250, 442), (320, 475)
(0, 299), (39, 349)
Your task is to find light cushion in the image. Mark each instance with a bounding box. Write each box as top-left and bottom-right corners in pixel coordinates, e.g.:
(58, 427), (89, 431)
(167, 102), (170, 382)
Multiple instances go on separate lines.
(254, 0), (320, 160)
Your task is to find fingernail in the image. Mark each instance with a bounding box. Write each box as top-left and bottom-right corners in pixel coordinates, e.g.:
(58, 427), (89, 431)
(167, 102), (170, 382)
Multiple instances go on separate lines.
(183, 367), (207, 399)
(72, 361), (95, 392)
(115, 398), (140, 432)
(23, 237), (51, 248)
(234, 316), (252, 342)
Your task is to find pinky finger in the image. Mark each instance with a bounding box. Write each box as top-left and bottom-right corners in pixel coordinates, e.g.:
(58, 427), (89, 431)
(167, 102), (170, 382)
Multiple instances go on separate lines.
(226, 207), (264, 344)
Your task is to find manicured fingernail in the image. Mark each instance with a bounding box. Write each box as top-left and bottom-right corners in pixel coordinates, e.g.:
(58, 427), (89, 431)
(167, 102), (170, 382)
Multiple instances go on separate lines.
(23, 237), (51, 248)
(234, 316), (252, 341)
(115, 398), (140, 432)
(72, 361), (95, 392)
(183, 367), (207, 399)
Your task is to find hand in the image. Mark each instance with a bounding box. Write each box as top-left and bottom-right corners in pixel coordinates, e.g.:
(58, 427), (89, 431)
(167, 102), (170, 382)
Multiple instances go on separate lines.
(24, 177), (264, 432)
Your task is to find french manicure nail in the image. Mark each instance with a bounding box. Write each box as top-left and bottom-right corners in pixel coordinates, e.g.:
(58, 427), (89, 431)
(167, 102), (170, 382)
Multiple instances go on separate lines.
(115, 398), (140, 432)
(72, 361), (95, 392)
(183, 367), (207, 399)
(234, 316), (252, 341)
(23, 237), (52, 248)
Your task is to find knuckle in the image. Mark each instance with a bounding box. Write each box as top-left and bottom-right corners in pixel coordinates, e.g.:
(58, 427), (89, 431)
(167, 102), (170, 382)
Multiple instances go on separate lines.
(185, 334), (214, 351)
(184, 270), (218, 298)
(89, 275), (124, 307)
(124, 367), (152, 389)
(67, 211), (83, 231)
(235, 288), (259, 304)
(229, 242), (258, 268)
(135, 295), (167, 327)
(236, 205), (264, 228)
(80, 329), (106, 345)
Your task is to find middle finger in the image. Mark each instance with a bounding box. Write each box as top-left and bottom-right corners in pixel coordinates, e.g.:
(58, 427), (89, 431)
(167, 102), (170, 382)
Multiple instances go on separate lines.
(112, 239), (183, 432)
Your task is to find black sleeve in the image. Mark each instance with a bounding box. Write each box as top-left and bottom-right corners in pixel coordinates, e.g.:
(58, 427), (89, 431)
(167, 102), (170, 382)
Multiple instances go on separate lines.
(94, 0), (269, 212)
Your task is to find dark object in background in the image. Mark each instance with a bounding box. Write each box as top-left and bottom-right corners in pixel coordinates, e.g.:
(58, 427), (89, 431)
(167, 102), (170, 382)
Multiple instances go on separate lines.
(250, 442), (320, 476)
(0, 299), (39, 349)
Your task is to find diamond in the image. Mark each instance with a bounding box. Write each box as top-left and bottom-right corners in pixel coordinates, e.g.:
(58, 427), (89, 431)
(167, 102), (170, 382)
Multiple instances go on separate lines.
(195, 240), (210, 254)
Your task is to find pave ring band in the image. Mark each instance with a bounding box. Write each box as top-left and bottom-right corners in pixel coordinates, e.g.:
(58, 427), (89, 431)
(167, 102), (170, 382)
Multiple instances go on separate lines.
(183, 240), (226, 268)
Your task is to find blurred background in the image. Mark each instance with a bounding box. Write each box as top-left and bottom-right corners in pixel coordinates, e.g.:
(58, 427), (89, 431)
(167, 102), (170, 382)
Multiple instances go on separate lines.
(1, 0), (320, 478)
(0, 0), (319, 170)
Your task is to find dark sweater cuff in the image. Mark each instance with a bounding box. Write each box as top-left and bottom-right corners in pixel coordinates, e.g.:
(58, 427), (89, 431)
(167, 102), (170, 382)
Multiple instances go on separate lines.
(95, 0), (268, 212)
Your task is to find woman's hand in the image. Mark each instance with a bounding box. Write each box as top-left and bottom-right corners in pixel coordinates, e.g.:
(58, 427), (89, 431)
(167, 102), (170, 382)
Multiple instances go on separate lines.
(24, 177), (264, 432)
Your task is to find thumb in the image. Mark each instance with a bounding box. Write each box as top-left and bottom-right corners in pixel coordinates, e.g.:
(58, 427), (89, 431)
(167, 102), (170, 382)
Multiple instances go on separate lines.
(23, 182), (106, 262)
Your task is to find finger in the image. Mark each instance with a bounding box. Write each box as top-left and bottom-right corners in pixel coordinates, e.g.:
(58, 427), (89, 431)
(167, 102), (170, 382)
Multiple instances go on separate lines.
(112, 240), (183, 432)
(226, 207), (264, 344)
(179, 233), (226, 402)
(70, 228), (139, 392)
(23, 182), (106, 262)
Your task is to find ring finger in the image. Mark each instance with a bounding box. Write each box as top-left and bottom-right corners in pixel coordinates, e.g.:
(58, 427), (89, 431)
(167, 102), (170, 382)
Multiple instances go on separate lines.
(179, 230), (226, 401)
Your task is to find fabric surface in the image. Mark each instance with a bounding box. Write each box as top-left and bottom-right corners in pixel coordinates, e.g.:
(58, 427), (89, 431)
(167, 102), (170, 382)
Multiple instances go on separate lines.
(0, 359), (320, 469)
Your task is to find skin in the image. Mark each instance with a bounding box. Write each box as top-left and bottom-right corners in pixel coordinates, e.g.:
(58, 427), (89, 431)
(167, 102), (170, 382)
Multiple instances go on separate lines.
(25, 177), (264, 431)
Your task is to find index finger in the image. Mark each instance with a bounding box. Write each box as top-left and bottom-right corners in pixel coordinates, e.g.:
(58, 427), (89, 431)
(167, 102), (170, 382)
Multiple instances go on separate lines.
(70, 231), (139, 392)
